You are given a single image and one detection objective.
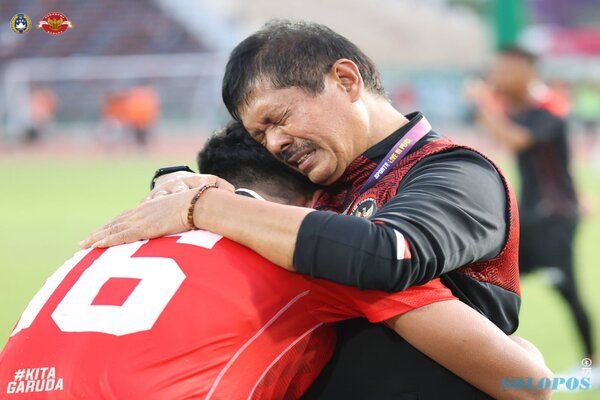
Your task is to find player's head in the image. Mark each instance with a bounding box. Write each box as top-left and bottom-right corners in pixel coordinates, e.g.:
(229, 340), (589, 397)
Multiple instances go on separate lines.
(489, 45), (537, 100)
(222, 19), (388, 185)
(197, 120), (319, 207)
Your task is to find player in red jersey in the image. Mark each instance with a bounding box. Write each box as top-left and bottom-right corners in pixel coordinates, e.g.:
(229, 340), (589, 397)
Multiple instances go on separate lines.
(1, 232), (452, 399)
(0, 123), (551, 400)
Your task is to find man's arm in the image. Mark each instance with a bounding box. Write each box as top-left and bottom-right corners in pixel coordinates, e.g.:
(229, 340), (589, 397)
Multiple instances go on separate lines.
(294, 149), (507, 291)
(475, 106), (534, 151)
(82, 150), (507, 294)
(80, 185), (311, 269)
(310, 278), (550, 400)
(466, 80), (563, 152)
(387, 300), (553, 400)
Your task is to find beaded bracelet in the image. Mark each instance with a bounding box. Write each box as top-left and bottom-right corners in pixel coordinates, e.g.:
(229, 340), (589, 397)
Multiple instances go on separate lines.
(187, 183), (219, 229)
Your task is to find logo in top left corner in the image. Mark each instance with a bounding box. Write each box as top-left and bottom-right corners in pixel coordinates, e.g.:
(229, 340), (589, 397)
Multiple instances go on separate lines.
(11, 13), (32, 34)
(37, 12), (74, 35)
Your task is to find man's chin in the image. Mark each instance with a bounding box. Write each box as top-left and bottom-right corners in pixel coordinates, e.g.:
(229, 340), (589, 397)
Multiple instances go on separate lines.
(307, 166), (341, 186)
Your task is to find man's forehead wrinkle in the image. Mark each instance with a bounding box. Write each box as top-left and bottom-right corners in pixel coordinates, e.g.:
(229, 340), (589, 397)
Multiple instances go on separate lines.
(261, 102), (288, 123)
(252, 101), (285, 124)
(241, 82), (301, 129)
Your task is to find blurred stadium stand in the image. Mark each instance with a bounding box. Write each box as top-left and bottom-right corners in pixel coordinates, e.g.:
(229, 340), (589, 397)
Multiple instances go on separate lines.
(0, 0), (209, 59)
(0, 0), (230, 141)
(0, 0), (494, 142)
(0, 0), (598, 143)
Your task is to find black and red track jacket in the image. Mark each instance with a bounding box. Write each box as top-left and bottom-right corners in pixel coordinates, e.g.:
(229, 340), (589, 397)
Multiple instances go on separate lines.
(293, 112), (521, 334)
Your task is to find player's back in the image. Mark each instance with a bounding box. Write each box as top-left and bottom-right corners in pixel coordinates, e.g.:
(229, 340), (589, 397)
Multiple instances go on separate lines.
(0, 231), (335, 399)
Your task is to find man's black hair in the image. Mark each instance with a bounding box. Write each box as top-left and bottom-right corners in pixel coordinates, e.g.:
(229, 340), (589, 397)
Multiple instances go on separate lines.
(197, 120), (318, 201)
(498, 44), (538, 65)
(222, 19), (387, 120)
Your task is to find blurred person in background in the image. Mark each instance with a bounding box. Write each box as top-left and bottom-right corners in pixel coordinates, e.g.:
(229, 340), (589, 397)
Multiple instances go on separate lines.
(122, 86), (160, 148)
(573, 81), (600, 167)
(96, 86), (160, 150)
(96, 92), (129, 149)
(23, 88), (57, 144)
(532, 79), (571, 119)
(467, 45), (598, 378)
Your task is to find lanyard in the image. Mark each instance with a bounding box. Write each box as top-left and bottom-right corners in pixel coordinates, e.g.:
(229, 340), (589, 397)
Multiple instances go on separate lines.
(359, 117), (432, 194)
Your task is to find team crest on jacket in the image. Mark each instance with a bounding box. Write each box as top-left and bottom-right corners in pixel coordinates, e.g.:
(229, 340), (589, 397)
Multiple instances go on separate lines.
(37, 12), (74, 35)
(351, 198), (377, 218)
(11, 13), (31, 34)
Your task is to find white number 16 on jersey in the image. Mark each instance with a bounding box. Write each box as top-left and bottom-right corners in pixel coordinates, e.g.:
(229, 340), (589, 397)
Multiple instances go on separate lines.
(11, 230), (222, 337)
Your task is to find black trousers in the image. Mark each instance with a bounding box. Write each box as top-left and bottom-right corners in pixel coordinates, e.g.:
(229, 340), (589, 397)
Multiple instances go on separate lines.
(519, 215), (578, 274)
(520, 215), (594, 357)
(302, 319), (492, 400)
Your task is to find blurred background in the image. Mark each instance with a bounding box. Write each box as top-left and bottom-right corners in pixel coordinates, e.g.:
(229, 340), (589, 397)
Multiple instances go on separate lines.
(0, 0), (599, 398)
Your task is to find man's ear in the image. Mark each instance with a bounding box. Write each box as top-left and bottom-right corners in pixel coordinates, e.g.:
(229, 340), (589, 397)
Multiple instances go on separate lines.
(329, 59), (363, 102)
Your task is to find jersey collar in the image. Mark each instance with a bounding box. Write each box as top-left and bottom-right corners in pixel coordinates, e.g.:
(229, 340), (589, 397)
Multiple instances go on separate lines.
(235, 188), (265, 200)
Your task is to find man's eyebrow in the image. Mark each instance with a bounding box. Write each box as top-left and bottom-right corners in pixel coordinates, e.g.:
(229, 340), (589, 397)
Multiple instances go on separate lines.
(246, 121), (265, 137)
(258, 105), (284, 124)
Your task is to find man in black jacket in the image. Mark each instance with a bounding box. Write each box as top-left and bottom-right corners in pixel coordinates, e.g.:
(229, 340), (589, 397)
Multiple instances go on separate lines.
(82, 21), (525, 399)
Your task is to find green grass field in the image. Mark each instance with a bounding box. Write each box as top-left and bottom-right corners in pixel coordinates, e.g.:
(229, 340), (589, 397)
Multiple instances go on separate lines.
(1, 156), (599, 399)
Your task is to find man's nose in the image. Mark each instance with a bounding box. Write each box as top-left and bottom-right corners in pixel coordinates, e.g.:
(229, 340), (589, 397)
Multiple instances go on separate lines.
(265, 127), (293, 158)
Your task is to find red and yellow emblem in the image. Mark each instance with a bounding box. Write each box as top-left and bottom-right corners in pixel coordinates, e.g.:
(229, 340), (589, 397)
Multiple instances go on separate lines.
(37, 12), (74, 35)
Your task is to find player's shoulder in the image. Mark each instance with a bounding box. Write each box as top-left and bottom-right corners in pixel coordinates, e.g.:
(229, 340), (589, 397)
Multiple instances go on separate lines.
(147, 230), (267, 263)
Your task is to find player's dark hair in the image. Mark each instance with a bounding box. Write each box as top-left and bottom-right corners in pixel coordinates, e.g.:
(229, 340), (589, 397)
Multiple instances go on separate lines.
(197, 120), (318, 201)
(222, 19), (387, 120)
(498, 44), (538, 65)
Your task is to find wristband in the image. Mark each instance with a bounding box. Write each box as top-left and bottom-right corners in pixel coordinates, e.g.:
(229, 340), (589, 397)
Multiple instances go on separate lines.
(187, 183), (219, 229)
(150, 165), (195, 190)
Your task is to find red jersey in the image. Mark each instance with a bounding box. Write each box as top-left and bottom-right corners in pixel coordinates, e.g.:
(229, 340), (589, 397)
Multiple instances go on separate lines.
(0, 230), (455, 399)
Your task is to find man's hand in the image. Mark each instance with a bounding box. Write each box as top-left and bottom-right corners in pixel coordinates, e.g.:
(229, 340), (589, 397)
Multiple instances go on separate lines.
(80, 189), (196, 249)
(465, 79), (533, 151)
(148, 172), (235, 202)
(81, 174), (235, 249)
(464, 79), (500, 111)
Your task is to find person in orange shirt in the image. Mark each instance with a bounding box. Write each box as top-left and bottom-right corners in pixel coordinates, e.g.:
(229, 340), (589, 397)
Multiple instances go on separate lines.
(25, 88), (57, 144)
(122, 86), (160, 147)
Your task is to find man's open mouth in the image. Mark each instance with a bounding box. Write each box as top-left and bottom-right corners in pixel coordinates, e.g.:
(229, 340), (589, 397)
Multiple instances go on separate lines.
(287, 148), (316, 169)
(297, 151), (315, 166)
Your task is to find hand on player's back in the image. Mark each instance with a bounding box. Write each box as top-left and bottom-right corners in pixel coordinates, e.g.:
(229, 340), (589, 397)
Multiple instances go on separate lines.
(80, 173), (235, 249)
(148, 171), (234, 202)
